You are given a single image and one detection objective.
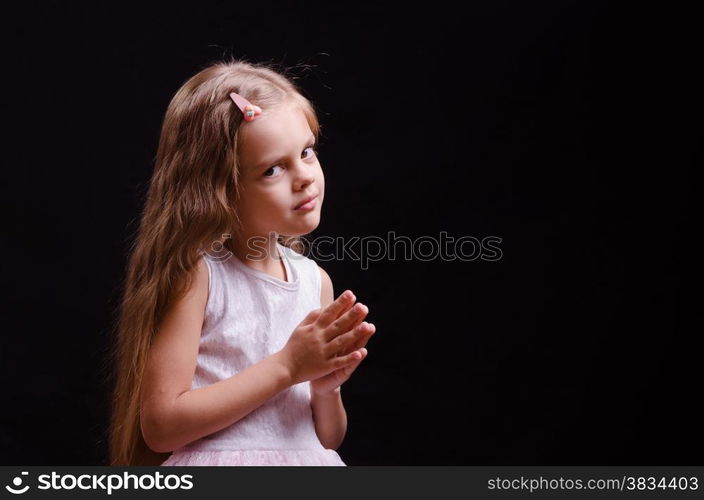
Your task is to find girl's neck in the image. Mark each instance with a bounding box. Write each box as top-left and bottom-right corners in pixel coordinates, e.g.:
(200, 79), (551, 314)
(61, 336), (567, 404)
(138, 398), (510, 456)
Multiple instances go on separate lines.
(230, 233), (287, 280)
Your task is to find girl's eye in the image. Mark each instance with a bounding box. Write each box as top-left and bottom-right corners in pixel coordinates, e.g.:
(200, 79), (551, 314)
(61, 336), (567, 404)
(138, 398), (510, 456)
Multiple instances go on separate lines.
(263, 165), (283, 177)
(303, 145), (317, 159)
(262, 146), (317, 177)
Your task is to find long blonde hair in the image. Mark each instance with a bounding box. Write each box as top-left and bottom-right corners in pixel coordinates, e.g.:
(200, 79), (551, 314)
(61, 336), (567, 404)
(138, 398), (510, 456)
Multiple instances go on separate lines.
(107, 58), (320, 465)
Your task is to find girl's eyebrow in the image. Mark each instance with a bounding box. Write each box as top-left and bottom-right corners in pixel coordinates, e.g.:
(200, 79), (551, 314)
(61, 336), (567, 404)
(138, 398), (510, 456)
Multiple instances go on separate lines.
(251, 134), (316, 171)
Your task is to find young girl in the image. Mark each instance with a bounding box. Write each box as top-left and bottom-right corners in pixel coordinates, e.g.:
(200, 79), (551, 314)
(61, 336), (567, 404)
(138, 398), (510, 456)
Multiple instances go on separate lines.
(108, 59), (377, 466)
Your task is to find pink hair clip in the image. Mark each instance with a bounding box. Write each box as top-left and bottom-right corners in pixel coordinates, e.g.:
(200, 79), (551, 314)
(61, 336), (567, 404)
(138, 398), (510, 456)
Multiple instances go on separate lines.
(229, 92), (262, 122)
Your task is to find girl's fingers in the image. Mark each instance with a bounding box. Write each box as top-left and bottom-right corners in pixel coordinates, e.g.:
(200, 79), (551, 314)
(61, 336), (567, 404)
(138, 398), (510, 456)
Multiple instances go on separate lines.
(335, 347), (367, 369)
(353, 330), (374, 351)
(300, 308), (322, 325)
(333, 322), (375, 355)
(347, 348), (368, 366)
(352, 348), (368, 366)
(317, 290), (356, 328)
(326, 348), (367, 388)
(342, 348), (367, 375)
(324, 302), (369, 341)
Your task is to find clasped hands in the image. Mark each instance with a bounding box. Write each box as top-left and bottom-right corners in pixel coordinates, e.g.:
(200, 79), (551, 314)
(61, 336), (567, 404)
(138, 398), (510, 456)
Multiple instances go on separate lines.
(279, 290), (376, 397)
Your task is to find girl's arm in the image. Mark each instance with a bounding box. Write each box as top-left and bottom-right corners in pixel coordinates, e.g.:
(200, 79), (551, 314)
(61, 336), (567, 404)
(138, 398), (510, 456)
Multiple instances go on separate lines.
(310, 266), (348, 449)
(140, 258), (295, 453)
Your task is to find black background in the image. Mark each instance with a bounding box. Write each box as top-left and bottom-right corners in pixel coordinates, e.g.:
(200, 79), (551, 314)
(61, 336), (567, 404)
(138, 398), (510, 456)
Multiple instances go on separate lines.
(2, 1), (701, 465)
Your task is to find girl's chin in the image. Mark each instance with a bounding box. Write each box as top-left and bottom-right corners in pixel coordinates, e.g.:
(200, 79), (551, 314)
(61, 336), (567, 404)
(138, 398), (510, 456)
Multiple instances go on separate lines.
(284, 218), (320, 236)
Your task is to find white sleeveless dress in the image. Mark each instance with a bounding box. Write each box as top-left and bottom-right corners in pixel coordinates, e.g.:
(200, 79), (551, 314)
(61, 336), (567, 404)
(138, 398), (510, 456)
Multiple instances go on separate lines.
(160, 242), (346, 466)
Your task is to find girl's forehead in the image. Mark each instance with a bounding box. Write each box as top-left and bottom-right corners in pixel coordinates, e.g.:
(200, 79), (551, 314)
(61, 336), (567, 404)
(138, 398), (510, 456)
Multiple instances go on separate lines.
(239, 103), (313, 167)
(245, 101), (308, 134)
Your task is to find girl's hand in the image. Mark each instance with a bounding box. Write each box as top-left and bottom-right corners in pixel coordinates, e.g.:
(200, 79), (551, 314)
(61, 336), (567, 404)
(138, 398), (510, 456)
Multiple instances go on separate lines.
(277, 291), (375, 386)
(310, 343), (372, 396)
(305, 300), (376, 396)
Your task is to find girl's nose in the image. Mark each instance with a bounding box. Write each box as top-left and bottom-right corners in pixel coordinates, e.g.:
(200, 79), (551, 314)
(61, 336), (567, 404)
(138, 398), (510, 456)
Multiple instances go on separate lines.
(292, 160), (316, 190)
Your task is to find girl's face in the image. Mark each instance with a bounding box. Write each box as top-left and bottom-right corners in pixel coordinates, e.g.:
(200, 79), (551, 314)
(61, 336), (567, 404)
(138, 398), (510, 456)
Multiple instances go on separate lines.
(236, 101), (324, 240)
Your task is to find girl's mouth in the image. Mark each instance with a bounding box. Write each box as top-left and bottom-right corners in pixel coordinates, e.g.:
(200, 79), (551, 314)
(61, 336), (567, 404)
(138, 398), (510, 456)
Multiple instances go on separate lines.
(294, 195), (318, 210)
